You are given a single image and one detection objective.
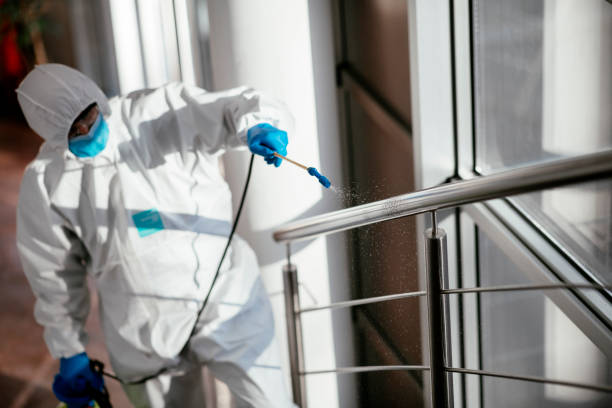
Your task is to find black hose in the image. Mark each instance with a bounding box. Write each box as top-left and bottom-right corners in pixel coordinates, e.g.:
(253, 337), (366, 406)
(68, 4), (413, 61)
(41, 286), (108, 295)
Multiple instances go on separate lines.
(95, 154), (255, 388)
(186, 153), (255, 340)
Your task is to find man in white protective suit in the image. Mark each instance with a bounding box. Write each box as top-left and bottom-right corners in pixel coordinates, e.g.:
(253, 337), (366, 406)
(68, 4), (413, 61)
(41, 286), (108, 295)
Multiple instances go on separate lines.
(15, 63), (295, 408)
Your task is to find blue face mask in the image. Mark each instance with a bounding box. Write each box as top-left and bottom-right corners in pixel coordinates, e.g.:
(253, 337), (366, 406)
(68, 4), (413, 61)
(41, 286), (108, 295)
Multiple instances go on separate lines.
(68, 113), (109, 157)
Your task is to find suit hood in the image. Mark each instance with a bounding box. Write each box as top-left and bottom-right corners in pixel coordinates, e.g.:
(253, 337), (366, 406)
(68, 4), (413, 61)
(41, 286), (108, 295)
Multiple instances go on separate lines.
(16, 64), (111, 148)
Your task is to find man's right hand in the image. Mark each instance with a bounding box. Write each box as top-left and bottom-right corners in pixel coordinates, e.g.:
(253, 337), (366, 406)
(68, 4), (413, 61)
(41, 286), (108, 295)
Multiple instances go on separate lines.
(52, 352), (105, 408)
(247, 123), (289, 167)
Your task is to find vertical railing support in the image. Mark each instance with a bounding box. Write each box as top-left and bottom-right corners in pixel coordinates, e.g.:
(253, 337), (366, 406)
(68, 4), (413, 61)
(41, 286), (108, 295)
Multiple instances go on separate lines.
(283, 244), (306, 407)
(425, 212), (450, 408)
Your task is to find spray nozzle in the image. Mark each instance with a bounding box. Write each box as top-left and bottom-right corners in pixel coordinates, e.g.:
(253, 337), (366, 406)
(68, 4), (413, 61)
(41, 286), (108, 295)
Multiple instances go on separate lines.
(273, 152), (332, 188)
(307, 167), (331, 188)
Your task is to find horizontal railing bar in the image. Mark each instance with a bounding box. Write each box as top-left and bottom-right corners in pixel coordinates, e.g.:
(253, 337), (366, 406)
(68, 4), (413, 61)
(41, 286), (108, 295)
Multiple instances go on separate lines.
(445, 367), (612, 393)
(442, 283), (612, 295)
(299, 291), (426, 313)
(273, 150), (612, 243)
(301, 365), (430, 376)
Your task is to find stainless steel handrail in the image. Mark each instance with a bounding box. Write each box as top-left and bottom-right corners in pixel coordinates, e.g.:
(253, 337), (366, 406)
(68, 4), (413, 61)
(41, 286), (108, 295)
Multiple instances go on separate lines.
(296, 284), (611, 314)
(442, 283), (612, 295)
(302, 365), (612, 393)
(279, 150), (612, 407)
(299, 290), (426, 314)
(302, 365), (430, 375)
(445, 367), (612, 393)
(274, 150), (612, 243)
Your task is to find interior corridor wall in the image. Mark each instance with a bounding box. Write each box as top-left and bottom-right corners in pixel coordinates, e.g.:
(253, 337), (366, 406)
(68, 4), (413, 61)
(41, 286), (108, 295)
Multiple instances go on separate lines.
(207, 1), (356, 406)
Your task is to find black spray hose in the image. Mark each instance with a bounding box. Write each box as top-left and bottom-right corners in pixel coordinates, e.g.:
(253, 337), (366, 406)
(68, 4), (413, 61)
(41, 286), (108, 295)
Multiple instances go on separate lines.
(93, 154), (255, 390)
(88, 360), (113, 408)
(185, 153), (255, 340)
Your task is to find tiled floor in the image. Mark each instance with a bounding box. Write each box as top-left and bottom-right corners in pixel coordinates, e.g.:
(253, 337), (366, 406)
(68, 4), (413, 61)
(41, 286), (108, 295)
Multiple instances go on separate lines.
(0, 119), (131, 408)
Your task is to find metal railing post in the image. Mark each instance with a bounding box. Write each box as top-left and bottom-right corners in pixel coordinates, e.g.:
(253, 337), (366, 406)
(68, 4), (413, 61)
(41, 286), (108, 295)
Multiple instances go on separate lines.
(425, 212), (450, 408)
(283, 244), (306, 407)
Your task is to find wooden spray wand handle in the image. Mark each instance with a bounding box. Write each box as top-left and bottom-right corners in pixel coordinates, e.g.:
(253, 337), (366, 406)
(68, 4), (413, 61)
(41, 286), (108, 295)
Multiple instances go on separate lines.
(273, 152), (309, 170)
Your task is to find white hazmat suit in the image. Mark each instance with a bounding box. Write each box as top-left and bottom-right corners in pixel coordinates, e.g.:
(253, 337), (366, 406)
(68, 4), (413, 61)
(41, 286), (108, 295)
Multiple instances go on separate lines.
(16, 64), (294, 407)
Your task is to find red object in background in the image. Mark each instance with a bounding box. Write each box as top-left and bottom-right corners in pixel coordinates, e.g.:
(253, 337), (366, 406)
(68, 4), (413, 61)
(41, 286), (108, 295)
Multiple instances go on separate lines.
(1, 1), (28, 121)
(1, 27), (25, 77)
(1, 0), (26, 78)
(1, 17), (27, 78)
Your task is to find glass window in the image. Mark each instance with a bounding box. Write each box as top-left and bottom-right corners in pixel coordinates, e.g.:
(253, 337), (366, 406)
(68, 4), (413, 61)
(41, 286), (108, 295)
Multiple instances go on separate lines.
(514, 180), (612, 285)
(470, 230), (612, 407)
(472, 0), (612, 173)
(471, 0), (612, 282)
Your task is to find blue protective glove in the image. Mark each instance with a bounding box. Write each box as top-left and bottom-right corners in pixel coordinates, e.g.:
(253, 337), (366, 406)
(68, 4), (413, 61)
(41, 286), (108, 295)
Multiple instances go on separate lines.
(52, 352), (105, 408)
(247, 123), (288, 167)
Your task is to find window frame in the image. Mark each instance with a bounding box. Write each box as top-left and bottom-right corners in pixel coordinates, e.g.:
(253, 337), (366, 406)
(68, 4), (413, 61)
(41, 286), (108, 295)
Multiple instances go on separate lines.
(457, 0), (611, 285)
(411, 0), (612, 405)
(452, 0), (612, 317)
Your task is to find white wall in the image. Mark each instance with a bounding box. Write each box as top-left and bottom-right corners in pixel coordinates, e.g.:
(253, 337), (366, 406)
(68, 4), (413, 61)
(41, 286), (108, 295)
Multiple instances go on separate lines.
(207, 1), (355, 407)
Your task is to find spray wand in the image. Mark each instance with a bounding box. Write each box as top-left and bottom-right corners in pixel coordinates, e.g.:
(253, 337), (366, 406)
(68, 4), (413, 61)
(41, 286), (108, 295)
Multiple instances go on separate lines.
(273, 152), (331, 188)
